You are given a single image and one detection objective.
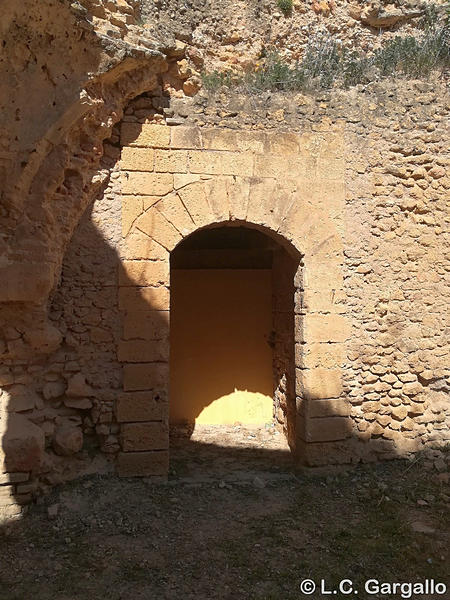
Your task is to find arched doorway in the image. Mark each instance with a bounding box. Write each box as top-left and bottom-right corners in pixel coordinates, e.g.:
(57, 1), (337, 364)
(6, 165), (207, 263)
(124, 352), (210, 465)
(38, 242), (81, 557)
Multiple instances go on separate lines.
(169, 224), (300, 451)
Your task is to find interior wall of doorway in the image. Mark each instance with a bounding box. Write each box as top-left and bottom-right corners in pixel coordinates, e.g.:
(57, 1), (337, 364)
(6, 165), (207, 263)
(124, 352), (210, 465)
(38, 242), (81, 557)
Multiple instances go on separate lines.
(170, 268), (274, 425)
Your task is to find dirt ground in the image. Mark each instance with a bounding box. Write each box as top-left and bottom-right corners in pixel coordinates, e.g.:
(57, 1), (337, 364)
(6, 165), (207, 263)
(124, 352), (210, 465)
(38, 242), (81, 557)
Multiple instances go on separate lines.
(1, 428), (449, 600)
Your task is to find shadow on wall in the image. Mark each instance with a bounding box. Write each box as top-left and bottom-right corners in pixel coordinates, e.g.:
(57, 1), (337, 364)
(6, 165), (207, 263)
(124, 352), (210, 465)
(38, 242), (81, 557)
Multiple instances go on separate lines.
(0, 186), (438, 523)
(1, 193), (126, 520)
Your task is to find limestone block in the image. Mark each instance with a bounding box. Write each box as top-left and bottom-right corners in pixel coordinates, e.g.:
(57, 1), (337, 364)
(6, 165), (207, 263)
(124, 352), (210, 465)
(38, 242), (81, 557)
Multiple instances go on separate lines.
(170, 126), (202, 149)
(238, 131), (266, 153)
(306, 178), (346, 218)
(309, 233), (343, 261)
(1, 413), (45, 472)
(220, 152), (254, 177)
(403, 382), (423, 396)
(53, 426), (83, 456)
(2, 385), (40, 412)
(296, 342), (346, 369)
(277, 197), (314, 249)
(203, 177), (230, 221)
(142, 196), (162, 210)
(299, 415), (352, 442)
(303, 261), (344, 293)
(122, 195), (143, 237)
(119, 286), (170, 312)
(155, 194), (196, 237)
(121, 229), (168, 261)
(120, 422), (168, 452)
(299, 314), (350, 343)
(266, 132), (300, 155)
(188, 150), (223, 175)
(227, 176), (250, 221)
(24, 324), (62, 355)
(42, 381), (66, 401)
(136, 208), (182, 250)
(122, 311), (169, 340)
(120, 147), (154, 171)
(316, 158), (345, 180)
(254, 153), (305, 178)
(121, 172), (173, 196)
(120, 260), (169, 287)
(297, 368), (343, 399)
(116, 391), (168, 422)
(305, 398), (351, 418)
(121, 123), (170, 148)
(67, 373), (93, 398)
(202, 129), (239, 151)
(118, 450), (169, 477)
(173, 173), (202, 190)
(118, 339), (169, 362)
(178, 182), (215, 227)
(300, 289), (346, 314)
(246, 177), (293, 232)
(64, 397), (92, 410)
(123, 363), (169, 391)
(154, 150), (188, 173)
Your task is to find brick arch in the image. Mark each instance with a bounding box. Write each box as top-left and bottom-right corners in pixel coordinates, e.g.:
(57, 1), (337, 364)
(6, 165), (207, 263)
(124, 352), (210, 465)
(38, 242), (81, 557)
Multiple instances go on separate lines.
(117, 129), (351, 476)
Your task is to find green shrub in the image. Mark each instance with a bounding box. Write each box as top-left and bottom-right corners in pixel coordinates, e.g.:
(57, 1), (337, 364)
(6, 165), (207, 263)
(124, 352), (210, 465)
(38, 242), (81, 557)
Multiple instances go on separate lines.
(202, 8), (449, 94)
(201, 70), (236, 92)
(374, 21), (449, 78)
(277, 0), (293, 16)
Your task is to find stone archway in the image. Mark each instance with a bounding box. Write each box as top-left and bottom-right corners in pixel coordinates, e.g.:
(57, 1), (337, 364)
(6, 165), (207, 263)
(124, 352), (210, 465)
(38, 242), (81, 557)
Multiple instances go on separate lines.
(116, 124), (351, 476)
(169, 223), (300, 450)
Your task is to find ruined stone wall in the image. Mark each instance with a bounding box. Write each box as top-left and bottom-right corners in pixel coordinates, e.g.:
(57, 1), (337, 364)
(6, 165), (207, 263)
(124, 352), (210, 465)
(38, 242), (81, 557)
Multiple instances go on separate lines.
(1, 0), (448, 520)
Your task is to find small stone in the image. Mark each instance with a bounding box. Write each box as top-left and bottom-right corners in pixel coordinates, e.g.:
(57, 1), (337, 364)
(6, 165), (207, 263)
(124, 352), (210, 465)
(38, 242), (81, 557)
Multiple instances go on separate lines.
(434, 458), (446, 473)
(183, 76), (202, 97)
(411, 521), (435, 535)
(47, 504), (59, 519)
(53, 426), (83, 456)
(43, 381), (66, 401)
(66, 373), (93, 398)
(63, 397), (93, 410)
(253, 476), (265, 489)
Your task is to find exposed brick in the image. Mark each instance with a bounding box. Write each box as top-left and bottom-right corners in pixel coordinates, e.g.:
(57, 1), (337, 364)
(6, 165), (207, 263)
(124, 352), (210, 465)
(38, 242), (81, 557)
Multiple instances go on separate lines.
(118, 339), (169, 362)
(121, 123), (170, 148)
(299, 416), (352, 443)
(188, 150), (223, 175)
(137, 208), (182, 250)
(120, 260), (169, 286)
(297, 368), (343, 399)
(154, 150), (188, 173)
(120, 422), (169, 451)
(170, 126), (202, 149)
(116, 391), (168, 422)
(178, 181), (215, 227)
(119, 286), (170, 311)
(122, 311), (169, 340)
(123, 363), (169, 391)
(120, 147), (154, 171)
(121, 172), (173, 196)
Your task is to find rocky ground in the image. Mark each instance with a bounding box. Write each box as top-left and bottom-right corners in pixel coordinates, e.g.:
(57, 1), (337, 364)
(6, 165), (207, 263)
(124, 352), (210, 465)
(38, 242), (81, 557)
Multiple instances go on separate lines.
(0, 432), (448, 600)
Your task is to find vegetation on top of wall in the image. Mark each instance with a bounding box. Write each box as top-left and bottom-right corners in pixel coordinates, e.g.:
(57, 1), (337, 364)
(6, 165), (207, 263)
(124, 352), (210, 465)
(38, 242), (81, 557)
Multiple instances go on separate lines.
(202, 5), (450, 93)
(277, 0), (293, 16)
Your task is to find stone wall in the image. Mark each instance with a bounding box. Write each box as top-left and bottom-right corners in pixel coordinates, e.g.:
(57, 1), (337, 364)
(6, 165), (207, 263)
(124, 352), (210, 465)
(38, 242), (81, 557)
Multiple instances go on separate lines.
(1, 0), (448, 521)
